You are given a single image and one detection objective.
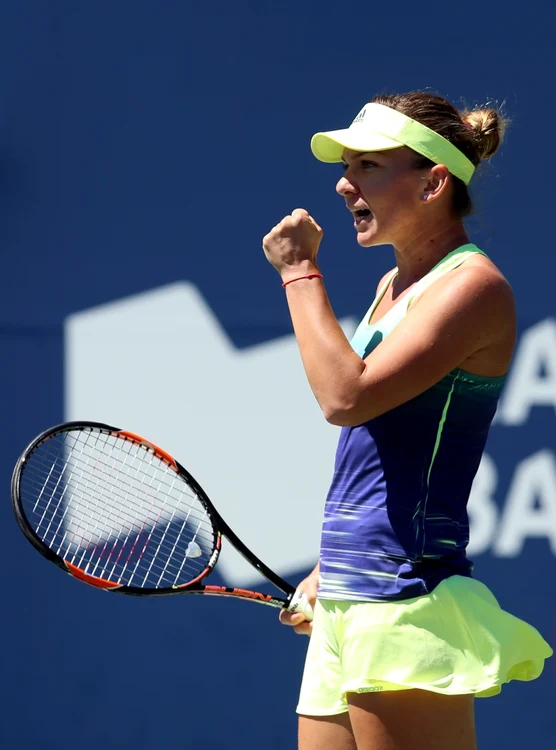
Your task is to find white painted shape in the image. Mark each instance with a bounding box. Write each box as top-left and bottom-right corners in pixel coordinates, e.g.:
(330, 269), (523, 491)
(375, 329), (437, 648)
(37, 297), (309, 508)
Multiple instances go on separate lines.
(467, 453), (499, 556)
(496, 318), (556, 425)
(494, 449), (556, 556)
(65, 282), (357, 586)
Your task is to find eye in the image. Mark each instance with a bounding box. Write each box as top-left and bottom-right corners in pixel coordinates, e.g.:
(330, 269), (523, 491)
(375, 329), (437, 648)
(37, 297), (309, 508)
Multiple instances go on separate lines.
(341, 159), (379, 173)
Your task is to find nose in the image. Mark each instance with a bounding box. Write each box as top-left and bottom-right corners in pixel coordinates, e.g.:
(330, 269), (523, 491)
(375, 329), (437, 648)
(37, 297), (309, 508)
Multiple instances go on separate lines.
(336, 174), (358, 197)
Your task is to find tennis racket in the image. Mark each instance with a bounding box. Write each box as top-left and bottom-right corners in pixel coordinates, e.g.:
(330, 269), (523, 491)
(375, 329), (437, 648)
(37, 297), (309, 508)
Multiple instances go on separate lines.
(11, 421), (313, 619)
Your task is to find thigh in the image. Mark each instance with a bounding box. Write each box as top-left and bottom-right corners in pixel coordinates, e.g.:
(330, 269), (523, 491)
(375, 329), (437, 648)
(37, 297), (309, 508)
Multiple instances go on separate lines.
(298, 712), (357, 750)
(347, 689), (477, 750)
(297, 600), (347, 716)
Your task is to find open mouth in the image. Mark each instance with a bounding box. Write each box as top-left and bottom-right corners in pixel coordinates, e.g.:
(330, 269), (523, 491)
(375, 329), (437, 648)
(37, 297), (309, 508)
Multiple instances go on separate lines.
(353, 208), (373, 224)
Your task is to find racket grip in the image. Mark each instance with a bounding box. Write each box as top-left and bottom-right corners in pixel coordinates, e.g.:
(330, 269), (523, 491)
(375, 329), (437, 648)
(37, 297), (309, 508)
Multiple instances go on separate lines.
(286, 589), (314, 621)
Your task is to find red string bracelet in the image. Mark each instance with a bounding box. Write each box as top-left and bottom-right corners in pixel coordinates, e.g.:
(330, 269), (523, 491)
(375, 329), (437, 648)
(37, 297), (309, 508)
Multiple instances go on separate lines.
(282, 273), (323, 288)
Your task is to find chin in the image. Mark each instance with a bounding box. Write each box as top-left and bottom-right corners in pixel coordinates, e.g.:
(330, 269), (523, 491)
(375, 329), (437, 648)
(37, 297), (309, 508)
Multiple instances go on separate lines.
(356, 231), (382, 248)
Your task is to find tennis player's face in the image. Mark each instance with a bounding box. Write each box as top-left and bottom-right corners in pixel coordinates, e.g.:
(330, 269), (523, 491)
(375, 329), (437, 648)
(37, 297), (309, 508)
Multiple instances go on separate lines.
(338, 148), (426, 248)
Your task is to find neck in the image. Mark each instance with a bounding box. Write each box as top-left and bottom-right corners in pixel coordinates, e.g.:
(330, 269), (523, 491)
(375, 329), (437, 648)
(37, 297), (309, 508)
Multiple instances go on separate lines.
(392, 221), (469, 287)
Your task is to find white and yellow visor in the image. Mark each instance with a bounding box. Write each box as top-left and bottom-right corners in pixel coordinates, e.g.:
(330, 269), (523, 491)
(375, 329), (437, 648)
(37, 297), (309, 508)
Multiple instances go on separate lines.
(311, 103), (475, 185)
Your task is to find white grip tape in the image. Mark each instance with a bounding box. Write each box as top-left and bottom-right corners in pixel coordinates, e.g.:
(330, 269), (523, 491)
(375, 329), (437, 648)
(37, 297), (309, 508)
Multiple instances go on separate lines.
(286, 589), (313, 621)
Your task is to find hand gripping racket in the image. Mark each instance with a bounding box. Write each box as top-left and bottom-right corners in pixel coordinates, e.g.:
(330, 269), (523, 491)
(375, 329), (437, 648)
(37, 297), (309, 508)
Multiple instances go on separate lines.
(11, 421), (313, 620)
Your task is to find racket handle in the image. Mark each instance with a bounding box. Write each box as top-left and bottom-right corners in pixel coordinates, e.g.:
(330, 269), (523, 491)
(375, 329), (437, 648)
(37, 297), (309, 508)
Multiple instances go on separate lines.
(286, 589), (314, 621)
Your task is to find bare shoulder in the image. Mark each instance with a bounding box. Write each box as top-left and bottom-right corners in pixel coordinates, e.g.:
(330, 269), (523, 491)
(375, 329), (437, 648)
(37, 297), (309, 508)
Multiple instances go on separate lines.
(417, 254), (515, 319)
(444, 254), (514, 322)
(414, 253), (516, 375)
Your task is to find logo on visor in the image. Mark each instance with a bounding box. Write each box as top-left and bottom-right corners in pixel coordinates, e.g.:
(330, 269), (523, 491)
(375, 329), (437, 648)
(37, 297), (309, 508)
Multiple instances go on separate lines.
(352, 107), (367, 125)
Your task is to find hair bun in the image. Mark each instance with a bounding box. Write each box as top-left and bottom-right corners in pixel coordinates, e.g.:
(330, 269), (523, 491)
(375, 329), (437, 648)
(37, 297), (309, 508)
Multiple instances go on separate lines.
(462, 108), (508, 161)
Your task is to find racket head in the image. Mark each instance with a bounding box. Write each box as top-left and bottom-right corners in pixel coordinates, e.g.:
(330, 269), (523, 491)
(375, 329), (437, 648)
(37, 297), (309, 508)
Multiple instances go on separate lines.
(11, 421), (220, 595)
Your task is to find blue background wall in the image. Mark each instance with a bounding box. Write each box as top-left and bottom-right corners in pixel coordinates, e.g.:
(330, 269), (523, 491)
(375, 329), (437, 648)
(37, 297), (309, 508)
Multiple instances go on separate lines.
(1, 2), (554, 748)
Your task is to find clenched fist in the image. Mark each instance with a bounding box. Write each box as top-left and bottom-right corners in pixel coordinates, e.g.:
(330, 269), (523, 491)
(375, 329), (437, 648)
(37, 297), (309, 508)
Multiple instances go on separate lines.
(262, 208), (323, 282)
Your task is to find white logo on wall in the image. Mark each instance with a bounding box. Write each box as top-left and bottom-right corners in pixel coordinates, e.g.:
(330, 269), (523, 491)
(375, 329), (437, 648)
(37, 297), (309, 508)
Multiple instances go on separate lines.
(468, 318), (556, 557)
(65, 282), (356, 585)
(65, 288), (556, 583)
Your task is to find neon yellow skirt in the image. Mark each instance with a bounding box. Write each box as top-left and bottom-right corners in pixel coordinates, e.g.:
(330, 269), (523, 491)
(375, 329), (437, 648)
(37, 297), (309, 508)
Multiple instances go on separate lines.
(297, 575), (553, 716)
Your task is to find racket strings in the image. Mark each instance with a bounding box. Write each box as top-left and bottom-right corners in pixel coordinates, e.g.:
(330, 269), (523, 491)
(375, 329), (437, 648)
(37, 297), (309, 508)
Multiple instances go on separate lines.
(19, 428), (216, 588)
(28, 440), (212, 533)
(26, 449), (214, 575)
(28, 431), (213, 586)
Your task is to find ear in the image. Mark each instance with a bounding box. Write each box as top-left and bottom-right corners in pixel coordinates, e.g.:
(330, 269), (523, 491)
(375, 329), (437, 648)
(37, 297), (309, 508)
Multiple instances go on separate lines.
(420, 164), (451, 203)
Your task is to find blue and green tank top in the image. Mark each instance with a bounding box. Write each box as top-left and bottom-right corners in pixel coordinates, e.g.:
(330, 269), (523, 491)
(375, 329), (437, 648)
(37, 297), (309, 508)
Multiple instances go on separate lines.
(318, 244), (506, 602)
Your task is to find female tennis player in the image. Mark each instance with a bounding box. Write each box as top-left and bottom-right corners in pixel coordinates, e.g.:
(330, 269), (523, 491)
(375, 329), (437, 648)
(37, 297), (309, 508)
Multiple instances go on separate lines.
(262, 91), (553, 750)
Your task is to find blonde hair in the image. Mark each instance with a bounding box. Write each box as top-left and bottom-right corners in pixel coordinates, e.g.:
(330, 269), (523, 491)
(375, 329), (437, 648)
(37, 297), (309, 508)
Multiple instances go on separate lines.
(462, 108), (508, 161)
